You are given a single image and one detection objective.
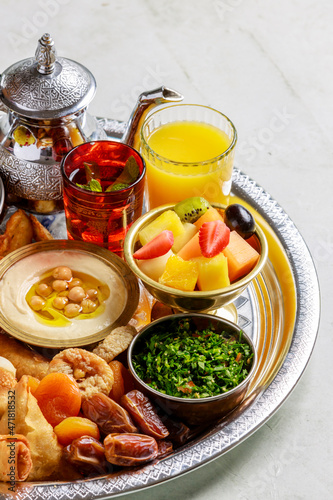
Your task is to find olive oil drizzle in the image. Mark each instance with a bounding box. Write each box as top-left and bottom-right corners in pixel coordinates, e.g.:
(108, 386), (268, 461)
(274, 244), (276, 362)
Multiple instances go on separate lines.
(26, 270), (110, 328)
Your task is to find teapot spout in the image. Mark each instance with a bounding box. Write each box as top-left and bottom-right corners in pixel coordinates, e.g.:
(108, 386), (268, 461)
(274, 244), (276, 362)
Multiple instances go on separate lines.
(122, 86), (183, 148)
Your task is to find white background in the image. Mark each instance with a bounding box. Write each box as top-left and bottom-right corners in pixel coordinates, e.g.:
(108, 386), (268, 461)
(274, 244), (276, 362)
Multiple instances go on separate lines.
(0, 1), (332, 498)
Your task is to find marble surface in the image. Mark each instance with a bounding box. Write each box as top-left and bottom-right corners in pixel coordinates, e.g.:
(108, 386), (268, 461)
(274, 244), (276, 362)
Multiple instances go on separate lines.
(0, 0), (332, 498)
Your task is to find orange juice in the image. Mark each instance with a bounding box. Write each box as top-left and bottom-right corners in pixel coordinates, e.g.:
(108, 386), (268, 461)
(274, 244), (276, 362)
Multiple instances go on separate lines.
(140, 107), (237, 209)
(148, 121), (231, 163)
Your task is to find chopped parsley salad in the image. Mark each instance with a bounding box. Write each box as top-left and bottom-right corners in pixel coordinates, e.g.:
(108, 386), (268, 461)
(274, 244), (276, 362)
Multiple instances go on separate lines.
(132, 318), (254, 399)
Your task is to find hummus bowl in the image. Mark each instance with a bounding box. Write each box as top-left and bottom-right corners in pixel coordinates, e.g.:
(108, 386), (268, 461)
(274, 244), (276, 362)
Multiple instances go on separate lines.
(0, 240), (139, 348)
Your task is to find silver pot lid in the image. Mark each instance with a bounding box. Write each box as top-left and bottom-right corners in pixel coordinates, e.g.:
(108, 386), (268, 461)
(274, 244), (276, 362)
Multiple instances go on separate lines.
(0, 33), (96, 120)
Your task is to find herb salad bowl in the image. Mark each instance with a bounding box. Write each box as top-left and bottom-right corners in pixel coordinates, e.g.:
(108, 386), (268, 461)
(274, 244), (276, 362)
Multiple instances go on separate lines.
(127, 313), (257, 426)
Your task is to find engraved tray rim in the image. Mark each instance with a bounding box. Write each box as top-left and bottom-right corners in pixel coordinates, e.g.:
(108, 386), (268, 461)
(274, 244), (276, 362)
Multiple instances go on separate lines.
(1, 166), (320, 500)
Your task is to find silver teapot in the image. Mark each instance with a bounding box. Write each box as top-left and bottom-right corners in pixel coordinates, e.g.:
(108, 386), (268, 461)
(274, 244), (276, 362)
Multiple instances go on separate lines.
(0, 33), (182, 214)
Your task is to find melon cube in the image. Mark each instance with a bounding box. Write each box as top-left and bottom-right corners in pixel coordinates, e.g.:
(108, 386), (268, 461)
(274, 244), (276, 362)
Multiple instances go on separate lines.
(222, 231), (260, 282)
(193, 207), (224, 229)
(137, 250), (173, 282)
(193, 253), (230, 291)
(172, 222), (198, 253)
(177, 232), (202, 261)
(139, 210), (184, 246)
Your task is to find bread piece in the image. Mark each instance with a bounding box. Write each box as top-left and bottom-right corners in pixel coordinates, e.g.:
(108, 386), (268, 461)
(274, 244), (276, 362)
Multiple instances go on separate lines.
(0, 210), (33, 258)
(92, 325), (137, 363)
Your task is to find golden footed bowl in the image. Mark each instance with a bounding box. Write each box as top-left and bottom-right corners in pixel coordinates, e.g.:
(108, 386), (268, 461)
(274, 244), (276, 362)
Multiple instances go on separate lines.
(124, 203), (268, 312)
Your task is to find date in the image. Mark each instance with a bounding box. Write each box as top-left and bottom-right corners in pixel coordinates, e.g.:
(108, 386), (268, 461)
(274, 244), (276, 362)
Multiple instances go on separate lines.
(63, 436), (109, 476)
(157, 440), (173, 459)
(82, 393), (138, 435)
(161, 416), (191, 446)
(121, 390), (169, 440)
(104, 433), (158, 466)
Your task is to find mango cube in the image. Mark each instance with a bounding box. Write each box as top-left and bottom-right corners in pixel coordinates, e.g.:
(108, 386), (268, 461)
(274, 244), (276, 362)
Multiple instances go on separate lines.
(194, 253), (230, 291)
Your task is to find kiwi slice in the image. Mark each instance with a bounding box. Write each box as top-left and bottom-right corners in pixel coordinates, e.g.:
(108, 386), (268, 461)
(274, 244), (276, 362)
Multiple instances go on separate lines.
(174, 197), (211, 223)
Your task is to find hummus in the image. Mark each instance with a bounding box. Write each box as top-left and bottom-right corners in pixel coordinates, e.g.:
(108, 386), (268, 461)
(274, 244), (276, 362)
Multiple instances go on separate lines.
(0, 250), (127, 342)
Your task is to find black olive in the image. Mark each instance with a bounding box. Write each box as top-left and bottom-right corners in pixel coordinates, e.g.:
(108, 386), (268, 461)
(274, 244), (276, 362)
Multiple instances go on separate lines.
(224, 204), (255, 239)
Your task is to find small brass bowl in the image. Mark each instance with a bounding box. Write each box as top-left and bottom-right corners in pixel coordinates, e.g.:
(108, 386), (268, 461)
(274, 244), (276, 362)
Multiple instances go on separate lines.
(124, 203), (268, 312)
(127, 313), (257, 426)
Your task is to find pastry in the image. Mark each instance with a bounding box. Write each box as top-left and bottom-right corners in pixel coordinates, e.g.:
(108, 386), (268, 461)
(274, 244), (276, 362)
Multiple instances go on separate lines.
(48, 348), (114, 400)
(0, 331), (49, 381)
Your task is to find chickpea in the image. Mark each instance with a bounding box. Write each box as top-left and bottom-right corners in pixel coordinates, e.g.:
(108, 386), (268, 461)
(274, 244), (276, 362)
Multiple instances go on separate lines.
(73, 368), (86, 379)
(36, 283), (52, 297)
(86, 288), (98, 300)
(58, 290), (69, 297)
(81, 299), (97, 314)
(53, 296), (69, 310)
(64, 303), (81, 318)
(52, 280), (68, 292)
(29, 295), (45, 311)
(68, 286), (86, 302)
(52, 266), (72, 281)
(68, 278), (83, 289)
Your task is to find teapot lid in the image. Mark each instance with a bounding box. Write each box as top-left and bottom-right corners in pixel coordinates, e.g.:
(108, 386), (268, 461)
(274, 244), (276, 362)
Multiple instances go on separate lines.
(0, 33), (96, 120)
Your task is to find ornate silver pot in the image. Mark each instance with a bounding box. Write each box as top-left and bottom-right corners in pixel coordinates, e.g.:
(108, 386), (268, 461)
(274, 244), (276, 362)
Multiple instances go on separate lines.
(0, 33), (182, 214)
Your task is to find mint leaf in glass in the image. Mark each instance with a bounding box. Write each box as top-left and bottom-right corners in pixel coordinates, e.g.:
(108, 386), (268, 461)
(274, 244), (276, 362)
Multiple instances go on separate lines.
(76, 179), (102, 192)
(105, 182), (130, 192)
(106, 156), (140, 192)
(83, 161), (100, 182)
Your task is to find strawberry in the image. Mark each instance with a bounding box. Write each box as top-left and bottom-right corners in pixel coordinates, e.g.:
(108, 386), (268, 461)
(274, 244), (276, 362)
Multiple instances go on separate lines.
(199, 220), (230, 258)
(133, 230), (174, 260)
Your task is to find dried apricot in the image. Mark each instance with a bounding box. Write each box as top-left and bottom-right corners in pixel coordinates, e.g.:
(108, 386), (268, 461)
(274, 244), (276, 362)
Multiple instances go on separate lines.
(54, 416), (100, 446)
(34, 372), (82, 427)
(108, 361), (134, 403)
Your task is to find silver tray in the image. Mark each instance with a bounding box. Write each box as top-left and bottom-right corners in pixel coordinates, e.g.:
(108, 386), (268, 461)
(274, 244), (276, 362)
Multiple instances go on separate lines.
(0, 161), (320, 499)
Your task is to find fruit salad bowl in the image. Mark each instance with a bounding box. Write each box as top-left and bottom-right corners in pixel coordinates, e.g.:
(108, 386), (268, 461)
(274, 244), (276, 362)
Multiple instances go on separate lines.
(124, 202), (268, 312)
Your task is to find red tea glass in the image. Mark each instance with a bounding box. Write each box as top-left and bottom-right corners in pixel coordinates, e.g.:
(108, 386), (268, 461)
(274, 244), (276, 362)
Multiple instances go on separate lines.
(61, 141), (146, 257)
